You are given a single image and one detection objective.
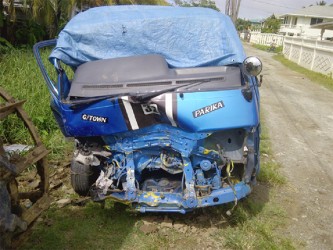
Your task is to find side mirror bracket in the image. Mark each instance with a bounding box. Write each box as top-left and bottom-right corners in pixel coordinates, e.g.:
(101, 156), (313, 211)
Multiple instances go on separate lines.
(242, 56), (263, 88)
(255, 74), (263, 87)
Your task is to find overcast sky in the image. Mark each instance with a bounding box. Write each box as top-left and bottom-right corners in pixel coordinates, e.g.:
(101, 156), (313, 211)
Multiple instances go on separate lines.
(214, 0), (333, 20)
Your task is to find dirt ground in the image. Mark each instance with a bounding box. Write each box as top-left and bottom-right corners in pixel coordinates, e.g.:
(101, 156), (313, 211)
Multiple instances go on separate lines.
(244, 44), (333, 249)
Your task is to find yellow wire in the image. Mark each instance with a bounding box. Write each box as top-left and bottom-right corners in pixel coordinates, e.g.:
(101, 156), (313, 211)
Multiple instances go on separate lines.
(230, 160), (234, 173)
(113, 159), (120, 168)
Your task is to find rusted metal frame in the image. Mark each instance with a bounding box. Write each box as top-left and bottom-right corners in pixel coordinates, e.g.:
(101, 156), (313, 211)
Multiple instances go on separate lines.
(0, 100), (26, 120)
(21, 194), (51, 225)
(0, 87), (43, 146)
(14, 145), (49, 175)
(0, 101), (25, 112)
(0, 87), (16, 102)
(9, 195), (52, 249)
(0, 88), (50, 194)
(0, 88), (50, 230)
(15, 105), (44, 146)
(36, 157), (49, 193)
(18, 191), (43, 201)
(8, 180), (20, 215)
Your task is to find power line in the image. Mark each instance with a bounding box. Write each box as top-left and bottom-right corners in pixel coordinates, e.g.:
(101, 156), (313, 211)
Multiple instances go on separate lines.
(248, 0), (300, 10)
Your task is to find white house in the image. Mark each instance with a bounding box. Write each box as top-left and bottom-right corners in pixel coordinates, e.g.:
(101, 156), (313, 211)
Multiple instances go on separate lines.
(279, 5), (333, 40)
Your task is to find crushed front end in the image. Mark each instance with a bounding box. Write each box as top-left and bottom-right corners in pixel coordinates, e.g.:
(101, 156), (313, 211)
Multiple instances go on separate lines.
(77, 124), (259, 213)
(33, 6), (262, 213)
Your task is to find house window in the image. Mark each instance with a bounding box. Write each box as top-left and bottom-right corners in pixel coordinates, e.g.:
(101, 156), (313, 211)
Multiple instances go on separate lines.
(283, 17), (289, 24)
(292, 18), (298, 25)
(310, 18), (323, 25)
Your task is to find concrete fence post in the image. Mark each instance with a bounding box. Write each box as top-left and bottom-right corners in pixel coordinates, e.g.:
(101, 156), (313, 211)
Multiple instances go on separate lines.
(288, 37), (293, 60)
(283, 36), (286, 55)
(298, 38), (303, 65)
(331, 56), (333, 78)
(310, 40), (317, 70)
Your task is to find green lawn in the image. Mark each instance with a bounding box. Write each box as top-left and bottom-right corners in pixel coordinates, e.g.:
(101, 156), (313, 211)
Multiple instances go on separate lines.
(0, 48), (71, 162)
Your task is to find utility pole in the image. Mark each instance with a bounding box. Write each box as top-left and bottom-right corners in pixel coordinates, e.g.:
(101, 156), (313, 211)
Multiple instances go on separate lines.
(225, 0), (241, 23)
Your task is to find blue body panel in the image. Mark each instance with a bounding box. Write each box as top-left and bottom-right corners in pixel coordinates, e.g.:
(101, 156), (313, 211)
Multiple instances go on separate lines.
(51, 88), (259, 137)
(51, 99), (129, 137)
(109, 182), (251, 214)
(177, 89), (259, 132)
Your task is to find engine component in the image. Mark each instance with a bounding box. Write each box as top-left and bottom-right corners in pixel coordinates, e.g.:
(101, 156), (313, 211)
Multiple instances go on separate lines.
(141, 178), (182, 193)
(200, 160), (212, 171)
(160, 152), (183, 174)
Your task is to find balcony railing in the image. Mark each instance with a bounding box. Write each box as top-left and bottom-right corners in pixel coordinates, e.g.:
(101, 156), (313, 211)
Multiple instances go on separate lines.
(280, 24), (298, 29)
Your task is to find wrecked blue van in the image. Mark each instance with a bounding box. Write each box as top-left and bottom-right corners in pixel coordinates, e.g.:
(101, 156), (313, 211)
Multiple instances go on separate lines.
(34, 6), (262, 213)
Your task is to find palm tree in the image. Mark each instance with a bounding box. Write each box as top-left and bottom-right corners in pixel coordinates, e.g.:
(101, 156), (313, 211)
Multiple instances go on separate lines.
(1, 0), (17, 42)
(2, 0), (168, 41)
(316, 1), (326, 5)
(31, 0), (168, 38)
(0, 1), (5, 37)
(31, 0), (96, 38)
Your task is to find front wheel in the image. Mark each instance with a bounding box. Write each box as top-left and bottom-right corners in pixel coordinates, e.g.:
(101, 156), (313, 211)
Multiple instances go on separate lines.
(70, 161), (99, 196)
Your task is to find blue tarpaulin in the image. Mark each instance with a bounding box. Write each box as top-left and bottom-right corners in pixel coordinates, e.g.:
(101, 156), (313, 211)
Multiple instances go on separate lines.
(50, 5), (245, 68)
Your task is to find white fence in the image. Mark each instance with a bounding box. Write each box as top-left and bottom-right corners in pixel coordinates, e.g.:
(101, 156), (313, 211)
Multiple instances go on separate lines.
(283, 37), (333, 78)
(245, 32), (333, 78)
(249, 32), (284, 46)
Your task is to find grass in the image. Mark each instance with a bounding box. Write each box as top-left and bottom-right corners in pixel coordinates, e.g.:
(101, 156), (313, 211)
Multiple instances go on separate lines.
(1, 48), (294, 249)
(0, 48), (72, 162)
(22, 196), (294, 249)
(273, 54), (333, 91)
(252, 44), (283, 53)
(258, 123), (286, 185)
(21, 203), (138, 249)
(219, 121), (291, 250)
(222, 200), (293, 249)
(21, 119), (293, 249)
(21, 195), (294, 250)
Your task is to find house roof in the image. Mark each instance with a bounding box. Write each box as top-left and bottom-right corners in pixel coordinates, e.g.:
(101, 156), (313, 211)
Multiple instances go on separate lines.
(311, 21), (333, 30)
(280, 5), (333, 19)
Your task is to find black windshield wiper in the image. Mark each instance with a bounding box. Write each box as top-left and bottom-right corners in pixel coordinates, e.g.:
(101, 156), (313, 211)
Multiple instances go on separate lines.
(66, 93), (129, 109)
(66, 79), (211, 109)
(134, 79), (211, 102)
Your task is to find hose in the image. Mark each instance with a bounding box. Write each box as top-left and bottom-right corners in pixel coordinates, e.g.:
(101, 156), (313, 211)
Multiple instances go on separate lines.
(226, 160), (238, 216)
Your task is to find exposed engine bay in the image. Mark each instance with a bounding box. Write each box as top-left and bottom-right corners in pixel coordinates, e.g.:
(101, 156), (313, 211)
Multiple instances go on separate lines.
(71, 126), (259, 213)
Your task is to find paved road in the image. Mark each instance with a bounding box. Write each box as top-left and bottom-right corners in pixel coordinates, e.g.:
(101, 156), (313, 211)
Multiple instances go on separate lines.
(244, 43), (333, 249)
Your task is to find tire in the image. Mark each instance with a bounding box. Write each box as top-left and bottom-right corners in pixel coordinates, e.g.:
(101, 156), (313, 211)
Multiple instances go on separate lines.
(70, 160), (99, 196)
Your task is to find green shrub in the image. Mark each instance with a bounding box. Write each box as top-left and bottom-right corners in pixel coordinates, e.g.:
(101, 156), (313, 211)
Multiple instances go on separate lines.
(252, 44), (282, 53)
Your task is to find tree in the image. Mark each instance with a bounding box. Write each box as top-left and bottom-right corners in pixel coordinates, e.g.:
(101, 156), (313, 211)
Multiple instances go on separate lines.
(262, 14), (281, 34)
(175, 0), (220, 11)
(235, 18), (251, 32)
(2, 0), (168, 44)
(316, 1), (326, 5)
(115, 0), (168, 4)
(1, 0), (18, 44)
(0, 0), (4, 36)
(31, 0), (120, 38)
